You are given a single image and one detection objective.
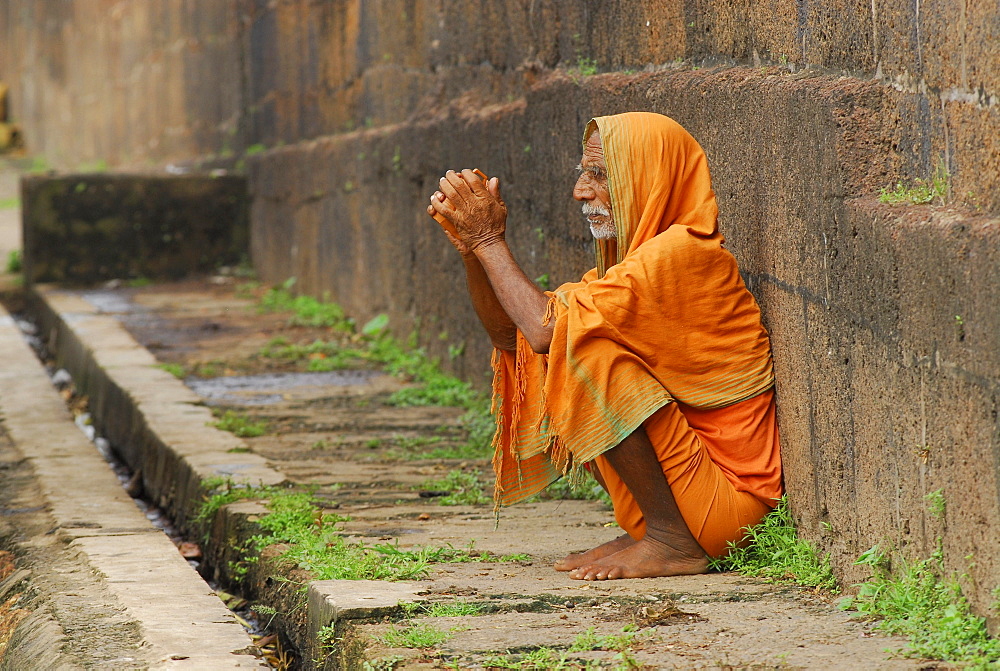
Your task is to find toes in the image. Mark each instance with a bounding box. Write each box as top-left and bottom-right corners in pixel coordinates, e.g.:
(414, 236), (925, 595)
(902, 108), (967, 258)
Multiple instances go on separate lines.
(568, 564), (607, 581)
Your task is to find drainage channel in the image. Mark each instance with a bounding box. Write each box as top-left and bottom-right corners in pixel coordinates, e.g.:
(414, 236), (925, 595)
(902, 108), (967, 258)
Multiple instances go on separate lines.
(10, 310), (286, 667)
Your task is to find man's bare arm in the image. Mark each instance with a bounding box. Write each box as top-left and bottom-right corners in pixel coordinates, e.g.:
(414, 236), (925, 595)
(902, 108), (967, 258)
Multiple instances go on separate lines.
(472, 241), (553, 353)
(430, 170), (554, 354)
(460, 246), (518, 351)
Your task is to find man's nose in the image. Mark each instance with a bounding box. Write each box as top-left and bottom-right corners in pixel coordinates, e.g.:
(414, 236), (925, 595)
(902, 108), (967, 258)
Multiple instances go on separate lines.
(573, 175), (594, 201)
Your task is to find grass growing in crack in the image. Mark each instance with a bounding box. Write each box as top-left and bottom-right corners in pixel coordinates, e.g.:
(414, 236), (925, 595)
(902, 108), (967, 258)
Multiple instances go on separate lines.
(212, 409), (268, 437)
(420, 470), (490, 506)
(481, 646), (636, 670)
(418, 600), (486, 617)
(375, 540), (529, 564)
(258, 277), (355, 330)
(253, 281), (496, 457)
(709, 496), (838, 591)
(195, 477), (268, 526)
(197, 481), (528, 583)
(569, 625), (640, 653)
(481, 648), (572, 669)
(157, 362), (186, 378)
(879, 162), (949, 205)
(377, 622), (451, 649)
(839, 543), (1000, 665)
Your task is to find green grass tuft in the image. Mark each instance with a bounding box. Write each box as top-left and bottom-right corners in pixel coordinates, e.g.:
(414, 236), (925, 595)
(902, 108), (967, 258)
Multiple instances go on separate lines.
(157, 362), (186, 379)
(709, 497), (838, 591)
(420, 470), (490, 506)
(258, 278), (355, 330)
(4, 249), (21, 273)
(574, 57), (599, 76)
(569, 625), (640, 652)
(879, 162), (949, 205)
(377, 622), (451, 649)
(212, 409), (268, 438)
(840, 544), (1000, 665)
(419, 600), (486, 617)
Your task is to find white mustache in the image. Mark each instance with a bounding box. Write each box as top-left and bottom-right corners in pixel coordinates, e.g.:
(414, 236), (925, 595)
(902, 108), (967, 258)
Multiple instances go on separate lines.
(582, 203), (610, 218)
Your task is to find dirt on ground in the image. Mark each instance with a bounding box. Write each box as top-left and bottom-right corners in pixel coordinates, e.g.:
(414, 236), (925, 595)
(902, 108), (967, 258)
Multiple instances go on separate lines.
(65, 277), (938, 669)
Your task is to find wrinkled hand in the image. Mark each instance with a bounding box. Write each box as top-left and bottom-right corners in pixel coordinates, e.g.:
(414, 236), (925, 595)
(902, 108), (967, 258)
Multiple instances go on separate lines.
(427, 170), (506, 254)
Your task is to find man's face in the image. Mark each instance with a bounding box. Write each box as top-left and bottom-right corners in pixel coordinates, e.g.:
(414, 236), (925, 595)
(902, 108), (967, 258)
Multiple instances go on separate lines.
(573, 130), (616, 239)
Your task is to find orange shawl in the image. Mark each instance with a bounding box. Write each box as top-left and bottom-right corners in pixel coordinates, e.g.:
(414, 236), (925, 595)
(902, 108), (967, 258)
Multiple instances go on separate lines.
(492, 112), (775, 507)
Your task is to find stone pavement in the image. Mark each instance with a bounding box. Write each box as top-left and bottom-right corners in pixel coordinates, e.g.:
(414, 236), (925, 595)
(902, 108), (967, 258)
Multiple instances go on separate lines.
(0, 300), (266, 668)
(7, 277), (937, 670)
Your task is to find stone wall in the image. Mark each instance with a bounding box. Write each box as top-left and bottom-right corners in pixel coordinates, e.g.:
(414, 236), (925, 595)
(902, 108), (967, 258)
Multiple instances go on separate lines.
(22, 174), (248, 285)
(1, 1), (997, 210)
(4, 0), (999, 620)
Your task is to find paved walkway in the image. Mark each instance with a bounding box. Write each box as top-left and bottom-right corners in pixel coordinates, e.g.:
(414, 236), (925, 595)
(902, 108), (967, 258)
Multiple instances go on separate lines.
(12, 278), (932, 669)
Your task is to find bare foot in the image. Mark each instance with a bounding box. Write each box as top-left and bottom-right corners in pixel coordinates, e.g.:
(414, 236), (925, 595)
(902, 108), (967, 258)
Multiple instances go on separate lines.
(567, 536), (709, 580)
(553, 533), (635, 572)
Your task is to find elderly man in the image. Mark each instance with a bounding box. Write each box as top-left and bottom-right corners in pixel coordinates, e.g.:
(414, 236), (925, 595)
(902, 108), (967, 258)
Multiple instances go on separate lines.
(427, 112), (782, 580)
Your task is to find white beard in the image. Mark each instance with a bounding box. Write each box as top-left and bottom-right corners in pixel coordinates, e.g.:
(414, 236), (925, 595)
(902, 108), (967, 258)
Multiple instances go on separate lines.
(589, 221), (617, 239)
(582, 203), (616, 239)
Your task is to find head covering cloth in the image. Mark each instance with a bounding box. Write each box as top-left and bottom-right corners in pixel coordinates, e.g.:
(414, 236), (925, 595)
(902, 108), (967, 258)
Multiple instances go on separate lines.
(491, 112), (774, 508)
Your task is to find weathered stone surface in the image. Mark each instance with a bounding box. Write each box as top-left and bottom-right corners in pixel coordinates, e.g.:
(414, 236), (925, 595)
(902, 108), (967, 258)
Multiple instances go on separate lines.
(0, 1), (996, 210)
(21, 174), (248, 285)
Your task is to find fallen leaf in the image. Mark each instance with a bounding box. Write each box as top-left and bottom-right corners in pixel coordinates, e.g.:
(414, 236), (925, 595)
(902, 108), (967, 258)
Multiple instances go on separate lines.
(178, 541), (202, 559)
(254, 633), (277, 647)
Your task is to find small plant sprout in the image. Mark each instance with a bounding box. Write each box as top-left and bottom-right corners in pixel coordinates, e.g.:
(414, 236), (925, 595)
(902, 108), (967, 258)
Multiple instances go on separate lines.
(841, 541), (1000, 665)
(879, 161), (949, 205)
(5, 249), (22, 273)
(419, 470), (489, 506)
(925, 489), (946, 520)
(421, 600), (485, 617)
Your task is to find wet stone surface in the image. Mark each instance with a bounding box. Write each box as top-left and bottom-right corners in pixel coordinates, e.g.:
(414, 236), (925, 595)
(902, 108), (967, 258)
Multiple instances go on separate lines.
(60, 278), (932, 669)
(186, 369), (383, 406)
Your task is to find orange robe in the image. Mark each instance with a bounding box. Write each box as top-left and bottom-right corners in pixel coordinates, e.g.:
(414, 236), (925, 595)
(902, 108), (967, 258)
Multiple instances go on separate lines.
(490, 112), (783, 558)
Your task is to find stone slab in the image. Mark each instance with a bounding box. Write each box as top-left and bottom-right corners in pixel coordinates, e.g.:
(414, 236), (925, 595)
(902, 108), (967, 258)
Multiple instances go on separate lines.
(0, 301), (265, 668)
(29, 284), (286, 528)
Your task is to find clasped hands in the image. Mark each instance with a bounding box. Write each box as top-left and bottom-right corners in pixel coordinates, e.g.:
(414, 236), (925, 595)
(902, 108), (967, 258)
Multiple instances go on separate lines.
(426, 169), (507, 255)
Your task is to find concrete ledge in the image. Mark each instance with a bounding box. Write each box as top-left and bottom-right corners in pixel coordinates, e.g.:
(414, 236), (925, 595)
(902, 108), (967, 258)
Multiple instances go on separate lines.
(306, 580), (427, 668)
(29, 286), (285, 530)
(0, 306), (265, 668)
(308, 580), (427, 631)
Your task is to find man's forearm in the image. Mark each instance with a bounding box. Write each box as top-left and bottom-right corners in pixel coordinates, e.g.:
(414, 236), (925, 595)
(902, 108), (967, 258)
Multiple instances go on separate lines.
(474, 241), (554, 354)
(461, 252), (517, 351)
